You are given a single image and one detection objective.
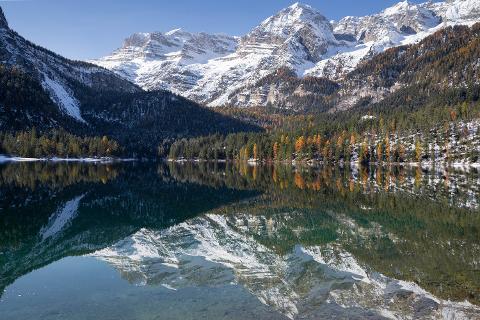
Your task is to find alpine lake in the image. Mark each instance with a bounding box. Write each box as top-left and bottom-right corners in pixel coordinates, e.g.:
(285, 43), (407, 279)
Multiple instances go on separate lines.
(0, 161), (479, 319)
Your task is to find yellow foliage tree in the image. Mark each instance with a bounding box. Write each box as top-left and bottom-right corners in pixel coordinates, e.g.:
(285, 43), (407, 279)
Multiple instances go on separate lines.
(244, 146), (250, 160)
(350, 133), (356, 147)
(315, 135), (322, 150)
(273, 142), (279, 160)
(322, 140), (330, 160)
(415, 139), (423, 162)
(295, 136), (306, 154)
(385, 135), (391, 162)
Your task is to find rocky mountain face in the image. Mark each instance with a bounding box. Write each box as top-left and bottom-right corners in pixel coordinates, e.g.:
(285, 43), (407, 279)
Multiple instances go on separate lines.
(0, 7), (7, 29)
(241, 2), (339, 63)
(226, 67), (339, 111)
(333, 1), (440, 46)
(429, 0), (480, 24)
(93, 0), (480, 109)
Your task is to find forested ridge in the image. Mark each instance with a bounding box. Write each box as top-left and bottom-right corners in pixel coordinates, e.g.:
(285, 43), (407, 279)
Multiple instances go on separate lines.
(76, 89), (262, 156)
(0, 62), (261, 157)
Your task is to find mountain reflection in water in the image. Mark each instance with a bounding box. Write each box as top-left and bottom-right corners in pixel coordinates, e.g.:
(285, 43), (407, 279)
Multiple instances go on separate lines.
(0, 161), (479, 319)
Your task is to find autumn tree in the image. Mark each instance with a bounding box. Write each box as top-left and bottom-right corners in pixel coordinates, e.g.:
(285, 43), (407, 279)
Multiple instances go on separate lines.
(273, 142), (279, 160)
(415, 138), (423, 162)
(253, 143), (259, 160)
(295, 136), (306, 157)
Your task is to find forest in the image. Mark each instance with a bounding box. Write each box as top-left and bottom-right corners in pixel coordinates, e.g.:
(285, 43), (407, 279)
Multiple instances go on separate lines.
(0, 129), (120, 158)
(166, 101), (480, 165)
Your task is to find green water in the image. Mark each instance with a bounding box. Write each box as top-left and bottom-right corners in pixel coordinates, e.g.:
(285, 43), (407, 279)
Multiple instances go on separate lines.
(0, 162), (479, 319)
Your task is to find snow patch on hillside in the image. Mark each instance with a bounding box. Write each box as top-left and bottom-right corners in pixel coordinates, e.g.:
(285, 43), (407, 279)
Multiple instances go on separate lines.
(42, 76), (85, 123)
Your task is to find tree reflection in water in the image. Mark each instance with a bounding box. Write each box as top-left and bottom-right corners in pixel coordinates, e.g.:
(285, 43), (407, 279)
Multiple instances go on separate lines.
(0, 161), (478, 318)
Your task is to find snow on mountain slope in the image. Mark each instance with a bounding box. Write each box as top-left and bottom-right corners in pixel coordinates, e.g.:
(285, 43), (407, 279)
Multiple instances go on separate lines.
(427, 0), (480, 25)
(243, 2), (339, 62)
(95, 29), (238, 94)
(42, 75), (84, 122)
(307, 0), (446, 80)
(333, 1), (440, 44)
(189, 3), (347, 106)
(93, 0), (480, 108)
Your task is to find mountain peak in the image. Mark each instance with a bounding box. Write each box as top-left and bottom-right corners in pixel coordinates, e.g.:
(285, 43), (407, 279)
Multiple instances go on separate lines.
(123, 32), (151, 48)
(0, 7), (9, 29)
(165, 28), (187, 36)
(241, 2), (337, 64)
(255, 2), (331, 38)
(288, 2), (314, 11)
(281, 2), (325, 19)
(384, 1), (415, 15)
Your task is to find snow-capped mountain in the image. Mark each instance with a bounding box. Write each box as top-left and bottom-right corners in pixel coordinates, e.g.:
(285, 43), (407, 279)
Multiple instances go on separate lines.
(322, 0), (442, 79)
(242, 2), (339, 63)
(317, 0), (479, 79)
(93, 0), (480, 108)
(94, 3), (347, 106)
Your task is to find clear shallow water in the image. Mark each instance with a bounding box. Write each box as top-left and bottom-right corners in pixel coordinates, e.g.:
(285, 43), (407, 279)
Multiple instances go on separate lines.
(1, 257), (278, 320)
(0, 162), (479, 319)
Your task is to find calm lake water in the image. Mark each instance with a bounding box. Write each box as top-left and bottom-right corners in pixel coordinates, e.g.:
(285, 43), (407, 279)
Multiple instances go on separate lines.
(0, 161), (479, 319)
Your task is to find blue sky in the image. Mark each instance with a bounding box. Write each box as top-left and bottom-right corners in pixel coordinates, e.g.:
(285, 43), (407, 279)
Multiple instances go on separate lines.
(1, 0), (435, 60)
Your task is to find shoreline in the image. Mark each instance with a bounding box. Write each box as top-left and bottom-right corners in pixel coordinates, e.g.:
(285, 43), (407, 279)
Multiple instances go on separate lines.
(0, 155), (137, 163)
(166, 158), (480, 168)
